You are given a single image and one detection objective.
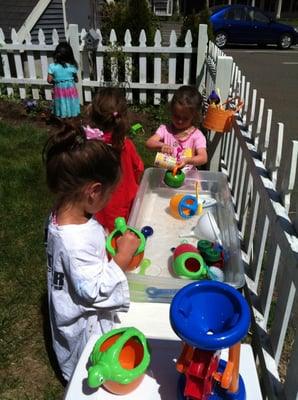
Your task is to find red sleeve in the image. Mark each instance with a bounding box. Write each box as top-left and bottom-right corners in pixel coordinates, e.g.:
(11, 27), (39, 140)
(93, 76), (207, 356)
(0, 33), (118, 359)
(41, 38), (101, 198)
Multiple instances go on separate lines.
(125, 138), (144, 183)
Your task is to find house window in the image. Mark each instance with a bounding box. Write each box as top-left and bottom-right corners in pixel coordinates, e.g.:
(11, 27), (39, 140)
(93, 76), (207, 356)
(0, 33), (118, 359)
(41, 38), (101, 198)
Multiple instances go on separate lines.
(153, 0), (173, 16)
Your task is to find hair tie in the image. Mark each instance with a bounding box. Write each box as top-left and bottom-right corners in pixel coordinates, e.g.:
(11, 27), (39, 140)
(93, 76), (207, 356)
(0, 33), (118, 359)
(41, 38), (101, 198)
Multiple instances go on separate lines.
(84, 125), (104, 140)
(113, 111), (118, 118)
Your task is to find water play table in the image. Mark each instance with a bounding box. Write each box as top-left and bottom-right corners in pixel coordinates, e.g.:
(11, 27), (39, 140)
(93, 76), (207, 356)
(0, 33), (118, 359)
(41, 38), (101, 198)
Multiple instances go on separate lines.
(126, 168), (244, 303)
(63, 168), (262, 400)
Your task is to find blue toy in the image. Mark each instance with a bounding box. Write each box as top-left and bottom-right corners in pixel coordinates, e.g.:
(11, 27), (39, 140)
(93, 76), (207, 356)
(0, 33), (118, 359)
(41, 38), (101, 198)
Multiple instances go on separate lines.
(170, 281), (250, 400)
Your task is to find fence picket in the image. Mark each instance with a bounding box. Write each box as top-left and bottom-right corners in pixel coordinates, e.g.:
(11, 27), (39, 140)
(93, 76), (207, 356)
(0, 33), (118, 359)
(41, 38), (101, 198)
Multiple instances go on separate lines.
(281, 140), (298, 212)
(261, 108), (273, 164)
(153, 30), (162, 105)
(270, 122), (284, 187)
(37, 28), (45, 45)
(124, 29), (133, 103)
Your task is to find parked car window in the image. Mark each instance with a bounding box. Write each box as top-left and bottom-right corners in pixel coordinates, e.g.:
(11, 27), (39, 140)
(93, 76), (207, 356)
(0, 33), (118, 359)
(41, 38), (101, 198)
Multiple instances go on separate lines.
(224, 8), (247, 21)
(250, 10), (270, 23)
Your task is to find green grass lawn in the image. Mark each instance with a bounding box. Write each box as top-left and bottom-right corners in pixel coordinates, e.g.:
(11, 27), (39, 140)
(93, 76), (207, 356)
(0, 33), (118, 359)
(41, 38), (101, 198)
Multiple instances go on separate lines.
(0, 103), (165, 399)
(0, 121), (64, 399)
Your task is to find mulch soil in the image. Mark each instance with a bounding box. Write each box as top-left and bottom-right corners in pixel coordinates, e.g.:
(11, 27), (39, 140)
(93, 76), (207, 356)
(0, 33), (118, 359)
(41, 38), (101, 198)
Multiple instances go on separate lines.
(0, 99), (154, 137)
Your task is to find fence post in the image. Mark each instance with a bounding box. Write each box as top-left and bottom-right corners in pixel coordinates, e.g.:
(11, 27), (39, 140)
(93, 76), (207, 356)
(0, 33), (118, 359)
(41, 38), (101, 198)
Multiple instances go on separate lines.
(68, 24), (83, 105)
(208, 55), (233, 172)
(215, 55), (233, 104)
(196, 24), (208, 90)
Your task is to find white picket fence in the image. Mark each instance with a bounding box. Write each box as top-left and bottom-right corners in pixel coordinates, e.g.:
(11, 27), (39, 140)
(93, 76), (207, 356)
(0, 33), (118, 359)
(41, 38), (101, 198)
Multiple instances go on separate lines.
(217, 56), (298, 399)
(1, 22), (298, 400)
(0, 23), (201, 105)
(203, 41), (298, 398)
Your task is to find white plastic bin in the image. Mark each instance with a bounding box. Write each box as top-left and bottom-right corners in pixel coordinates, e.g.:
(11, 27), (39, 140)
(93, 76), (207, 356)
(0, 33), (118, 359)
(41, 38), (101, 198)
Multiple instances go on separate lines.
(127, 168), (244, 303)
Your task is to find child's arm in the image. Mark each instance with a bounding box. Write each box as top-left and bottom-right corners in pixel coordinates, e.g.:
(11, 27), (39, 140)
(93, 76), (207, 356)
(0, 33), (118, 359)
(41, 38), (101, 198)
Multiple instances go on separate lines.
(178, 147), (208, 169)
(113, 230), (141, 272)
(146, 133), (173, 155)
(73, 73), (79, 83)
(47, 73), (54, 84)
(125, 139), (144, 183)
(133, 155), (144, 183)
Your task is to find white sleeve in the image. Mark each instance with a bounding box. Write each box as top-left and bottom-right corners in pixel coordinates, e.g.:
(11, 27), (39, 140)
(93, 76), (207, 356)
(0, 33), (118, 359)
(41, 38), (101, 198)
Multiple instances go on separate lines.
(72, 257), (130, 311)
(57, 219), (130, 311)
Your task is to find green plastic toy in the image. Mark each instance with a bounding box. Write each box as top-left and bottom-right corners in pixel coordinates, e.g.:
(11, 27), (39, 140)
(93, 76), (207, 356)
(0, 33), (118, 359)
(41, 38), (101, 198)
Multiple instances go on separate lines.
(173, 243), (208, 280)
(106, 217), (146, 257)
(106, 217), (146, 270)
(88, 327), (151, 388)
(130, 123), (144, 135)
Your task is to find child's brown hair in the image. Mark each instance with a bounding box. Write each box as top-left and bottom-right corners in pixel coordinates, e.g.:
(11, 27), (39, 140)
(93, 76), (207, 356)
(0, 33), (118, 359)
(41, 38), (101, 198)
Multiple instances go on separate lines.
(171, 85), (203, 125)
(89, 87), (128, 149)
(43, 123), (121, 205)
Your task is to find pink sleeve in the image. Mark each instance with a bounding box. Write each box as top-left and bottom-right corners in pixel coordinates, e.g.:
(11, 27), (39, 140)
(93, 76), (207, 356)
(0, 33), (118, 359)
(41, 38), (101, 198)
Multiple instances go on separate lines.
(155, 124), (167, 140)
(193, 129), (207, 149)
(156, 124), (177, 147)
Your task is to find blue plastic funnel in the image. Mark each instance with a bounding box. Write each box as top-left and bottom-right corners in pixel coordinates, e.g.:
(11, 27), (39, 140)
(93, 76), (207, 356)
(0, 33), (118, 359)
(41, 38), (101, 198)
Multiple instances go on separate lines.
(170, 281), (250, 350)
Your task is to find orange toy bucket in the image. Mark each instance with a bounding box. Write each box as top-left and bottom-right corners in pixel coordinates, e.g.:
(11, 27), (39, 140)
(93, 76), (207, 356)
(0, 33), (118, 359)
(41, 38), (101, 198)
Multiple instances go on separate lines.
(111, 236), (144, 271)
(203, 97), (243, 133)
(99, 334), (145, 395)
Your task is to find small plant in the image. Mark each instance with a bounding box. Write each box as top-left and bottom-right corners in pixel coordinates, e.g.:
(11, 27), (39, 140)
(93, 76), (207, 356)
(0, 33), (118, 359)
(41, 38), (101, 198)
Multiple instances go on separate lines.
(22, 99), (51, 120)
(104, 43), (134, 85)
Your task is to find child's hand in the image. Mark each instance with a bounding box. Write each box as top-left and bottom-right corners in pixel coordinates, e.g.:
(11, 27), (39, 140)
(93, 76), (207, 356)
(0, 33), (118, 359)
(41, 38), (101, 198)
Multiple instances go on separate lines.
(161, 144), (173, 154)
(117, 231), (140, 254)
(113, 231), (141, 271)
(177, 157), (189, 169)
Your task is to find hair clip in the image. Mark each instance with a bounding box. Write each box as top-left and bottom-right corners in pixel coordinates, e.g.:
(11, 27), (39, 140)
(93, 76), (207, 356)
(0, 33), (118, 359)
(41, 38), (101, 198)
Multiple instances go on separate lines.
(84, 125), (104, 140)
(113, 111), (118, 117)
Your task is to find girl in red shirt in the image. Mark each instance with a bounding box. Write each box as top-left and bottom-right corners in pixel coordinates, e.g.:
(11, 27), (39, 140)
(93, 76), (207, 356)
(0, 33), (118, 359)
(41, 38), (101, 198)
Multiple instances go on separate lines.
(88, 87), (144, 233)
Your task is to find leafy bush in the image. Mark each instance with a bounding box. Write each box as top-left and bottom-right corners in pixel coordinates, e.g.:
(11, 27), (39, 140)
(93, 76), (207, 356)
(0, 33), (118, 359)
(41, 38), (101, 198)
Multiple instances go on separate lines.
(175, 6), (214, 83)
(125, 0), (157, 46)
(177, 6), (214, 47)
(98, 0), (157, 90)
(100, 0), (157, 46)
(99, 2), (128, 44)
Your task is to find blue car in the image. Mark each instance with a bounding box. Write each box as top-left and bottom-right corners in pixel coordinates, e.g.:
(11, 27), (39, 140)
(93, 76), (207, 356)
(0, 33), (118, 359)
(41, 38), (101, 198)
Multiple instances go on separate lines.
(209, 5), (298, 49)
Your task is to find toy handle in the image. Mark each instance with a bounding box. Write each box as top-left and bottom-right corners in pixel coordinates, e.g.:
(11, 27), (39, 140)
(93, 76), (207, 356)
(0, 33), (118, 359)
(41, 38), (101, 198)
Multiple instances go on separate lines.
(172, 165), (179, 176)
(106, 217), (146, 256)
(114, 216), (128, 235)
(222, 96), (244, 113)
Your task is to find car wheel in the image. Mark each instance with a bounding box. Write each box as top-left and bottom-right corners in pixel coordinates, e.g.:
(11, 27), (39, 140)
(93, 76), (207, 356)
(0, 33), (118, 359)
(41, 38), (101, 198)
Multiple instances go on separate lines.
(278, 33), (293, 49)
(214, 31), (228, 48)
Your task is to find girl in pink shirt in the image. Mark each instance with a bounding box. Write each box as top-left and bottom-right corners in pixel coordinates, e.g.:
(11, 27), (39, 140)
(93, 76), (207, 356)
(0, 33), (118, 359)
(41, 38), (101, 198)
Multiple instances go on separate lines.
(146, 85), (207, 170)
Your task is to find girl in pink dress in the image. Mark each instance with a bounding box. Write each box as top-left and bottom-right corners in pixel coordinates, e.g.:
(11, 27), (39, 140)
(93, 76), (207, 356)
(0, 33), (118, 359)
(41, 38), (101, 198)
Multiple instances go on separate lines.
(146, 85), (207, 171)
(47, 42), (80, 119)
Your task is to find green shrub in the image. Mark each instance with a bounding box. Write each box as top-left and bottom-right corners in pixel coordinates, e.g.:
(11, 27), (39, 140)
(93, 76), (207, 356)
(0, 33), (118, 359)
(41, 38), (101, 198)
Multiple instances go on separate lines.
(177, 6), (214, 47)
(100, 0), (157, 46)
(99, 0), (157, 89)
(99, 2), (128, 44)
(125, 0), (157, 46)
